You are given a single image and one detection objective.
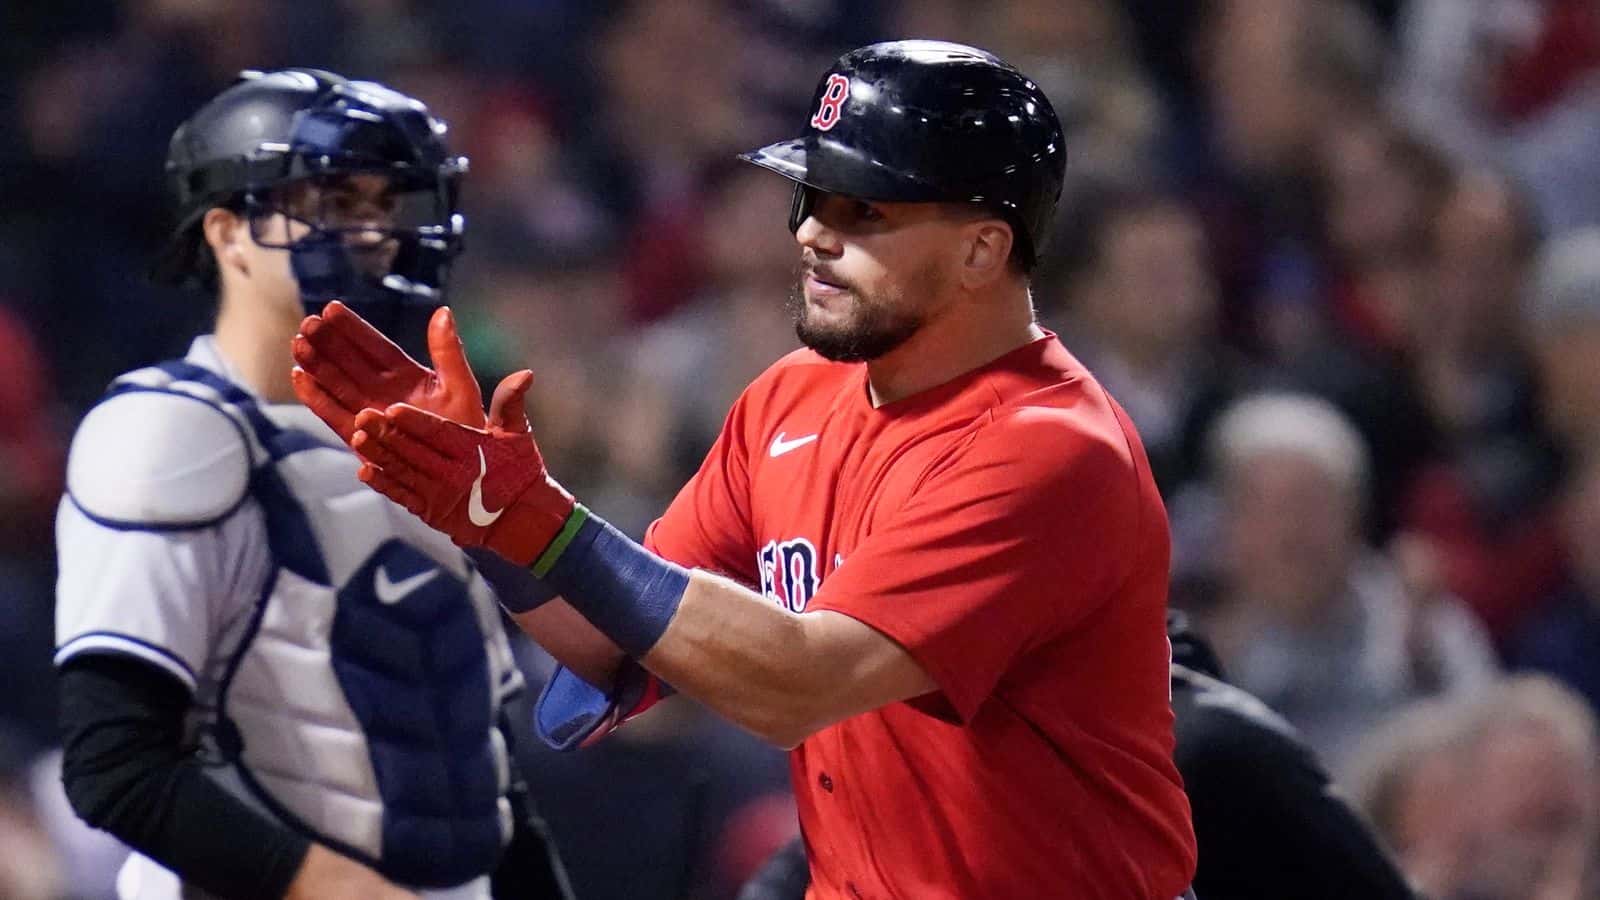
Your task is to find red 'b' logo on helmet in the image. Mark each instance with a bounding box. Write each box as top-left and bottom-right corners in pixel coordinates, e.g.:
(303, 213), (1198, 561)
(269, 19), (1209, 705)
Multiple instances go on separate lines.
(810, 74), (850, 131)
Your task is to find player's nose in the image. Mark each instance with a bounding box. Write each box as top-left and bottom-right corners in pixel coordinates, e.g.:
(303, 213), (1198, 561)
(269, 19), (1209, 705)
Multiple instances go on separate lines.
(794, 213), (842, 257)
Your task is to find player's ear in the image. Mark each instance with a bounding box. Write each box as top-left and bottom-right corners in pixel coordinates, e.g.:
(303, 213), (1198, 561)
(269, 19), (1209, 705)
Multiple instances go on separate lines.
(959, 218), (1014, 290)
(202, 207), (250, 277)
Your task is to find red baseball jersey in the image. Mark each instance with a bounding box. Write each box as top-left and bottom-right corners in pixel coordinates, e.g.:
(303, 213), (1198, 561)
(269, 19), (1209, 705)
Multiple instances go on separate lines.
(645, 333), (1196, 899)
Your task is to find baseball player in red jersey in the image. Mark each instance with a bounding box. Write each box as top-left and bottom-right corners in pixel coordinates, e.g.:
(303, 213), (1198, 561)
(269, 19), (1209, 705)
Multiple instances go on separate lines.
(290, 41), (1197, 899)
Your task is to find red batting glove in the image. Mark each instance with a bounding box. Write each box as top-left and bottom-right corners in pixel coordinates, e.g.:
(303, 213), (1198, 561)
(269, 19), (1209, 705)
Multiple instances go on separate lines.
(290, 301), (487, 443)
(350, 370), (576, 567)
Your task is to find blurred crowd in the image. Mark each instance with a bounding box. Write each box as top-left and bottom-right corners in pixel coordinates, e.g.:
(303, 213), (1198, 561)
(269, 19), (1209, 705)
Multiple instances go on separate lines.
(4, 0), (1600, 898)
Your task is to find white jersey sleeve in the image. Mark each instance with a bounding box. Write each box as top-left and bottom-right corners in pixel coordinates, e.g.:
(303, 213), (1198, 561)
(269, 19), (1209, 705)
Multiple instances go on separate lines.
(54, 390), (271, 691)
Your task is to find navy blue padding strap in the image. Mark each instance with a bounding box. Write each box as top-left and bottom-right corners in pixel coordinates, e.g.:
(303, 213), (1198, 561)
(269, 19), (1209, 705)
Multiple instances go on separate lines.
(152, 360), (254, 404)
(327, 541), (505, 887)
(252, 464), (331, 585)
(136, 360), (332, 584)
(153, 361), (326, 461)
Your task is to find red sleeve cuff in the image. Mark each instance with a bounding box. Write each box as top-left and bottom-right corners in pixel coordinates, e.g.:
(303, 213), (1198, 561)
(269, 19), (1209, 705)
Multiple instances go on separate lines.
(810, 603), (987, 724)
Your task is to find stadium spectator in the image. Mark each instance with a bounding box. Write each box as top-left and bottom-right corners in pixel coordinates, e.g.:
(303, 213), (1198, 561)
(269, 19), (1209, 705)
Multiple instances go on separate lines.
(1529, 227), (1600, 456)
(1509, 451), (1600, 713)
(976, 0), (1168, 191)
(0, 765), (62, 900)
(0, 304), (63, 755)
(1348, 697), (1478, 897)
(600, 164), (801, 533)
(1353, 676), (1600, 900)
(1396, 0), (1600, 232)
(1397, 170), (1567, 641)
(1048, 188), (1233, 497)
(1202, 391), (1496, 768)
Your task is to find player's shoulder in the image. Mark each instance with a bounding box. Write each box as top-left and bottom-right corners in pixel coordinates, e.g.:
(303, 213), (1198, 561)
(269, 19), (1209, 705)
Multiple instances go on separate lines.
(737, 348), (855, 409)
(759, 347), (852, 385)
(980, 339), (1138, 467)
(66, 380), (254, 528)
(976, 396), (1133, 479)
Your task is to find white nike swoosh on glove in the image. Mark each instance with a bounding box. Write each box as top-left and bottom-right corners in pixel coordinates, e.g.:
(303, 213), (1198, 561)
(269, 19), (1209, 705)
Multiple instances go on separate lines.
(469, 445), (505, 526)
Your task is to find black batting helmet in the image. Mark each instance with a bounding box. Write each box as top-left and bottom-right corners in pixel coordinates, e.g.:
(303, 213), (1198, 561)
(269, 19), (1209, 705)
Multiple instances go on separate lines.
(740, 40), (1066, 267)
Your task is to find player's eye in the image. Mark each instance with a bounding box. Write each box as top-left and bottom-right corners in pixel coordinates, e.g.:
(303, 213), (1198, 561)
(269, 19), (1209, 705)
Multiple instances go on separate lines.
(853, 200), (884, 223)
(329, 192), (367, 215)
(326, 191), (397, 226)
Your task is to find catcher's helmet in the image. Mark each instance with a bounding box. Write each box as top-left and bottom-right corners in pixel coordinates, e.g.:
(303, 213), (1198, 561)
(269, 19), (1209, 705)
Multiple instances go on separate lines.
(740, 40), (1066, 267)
(157, 68), (466, 318)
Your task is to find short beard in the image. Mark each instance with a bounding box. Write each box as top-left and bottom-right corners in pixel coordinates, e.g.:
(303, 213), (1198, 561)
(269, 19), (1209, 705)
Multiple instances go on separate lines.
(787, 265), (926, 363)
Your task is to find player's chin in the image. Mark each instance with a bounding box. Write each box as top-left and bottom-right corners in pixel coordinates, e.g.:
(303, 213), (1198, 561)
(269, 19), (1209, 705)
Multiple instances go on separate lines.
(799, 300), (862, 343)
(797, 310), (866, 361)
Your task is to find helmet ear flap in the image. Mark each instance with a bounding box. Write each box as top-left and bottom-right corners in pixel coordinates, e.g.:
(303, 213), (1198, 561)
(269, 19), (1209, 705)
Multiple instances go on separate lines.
(788, 183), (816, 234)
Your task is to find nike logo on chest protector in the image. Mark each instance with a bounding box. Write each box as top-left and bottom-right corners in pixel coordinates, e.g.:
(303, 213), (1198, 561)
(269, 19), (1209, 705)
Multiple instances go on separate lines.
(374, 566), (440, 604)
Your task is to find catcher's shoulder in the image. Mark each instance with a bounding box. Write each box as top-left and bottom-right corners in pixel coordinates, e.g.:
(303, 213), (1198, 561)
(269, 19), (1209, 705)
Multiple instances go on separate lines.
(66, 385), (253, 528)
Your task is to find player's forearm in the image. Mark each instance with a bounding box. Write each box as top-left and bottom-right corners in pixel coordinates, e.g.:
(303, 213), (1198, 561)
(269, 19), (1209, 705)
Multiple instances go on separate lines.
(510, 599), (627, 687)
(529, 511), (932, 747)
(469, 545), (626, 687)
(524, 509), (827, 744)
(639, 571), (841, 747)
(518, 561), (837, 746)
(646, 572), (935, 748)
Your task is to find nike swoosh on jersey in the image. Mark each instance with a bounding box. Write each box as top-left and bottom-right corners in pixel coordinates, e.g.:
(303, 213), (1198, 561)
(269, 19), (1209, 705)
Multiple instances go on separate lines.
(468, 446), (505, 526)
(375, 566), (440, 605)
(769, 432), (819, 457)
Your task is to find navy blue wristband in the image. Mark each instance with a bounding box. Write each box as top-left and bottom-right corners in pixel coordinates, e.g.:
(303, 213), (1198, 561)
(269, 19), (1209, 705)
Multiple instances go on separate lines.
(533, 506), (691, 657)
